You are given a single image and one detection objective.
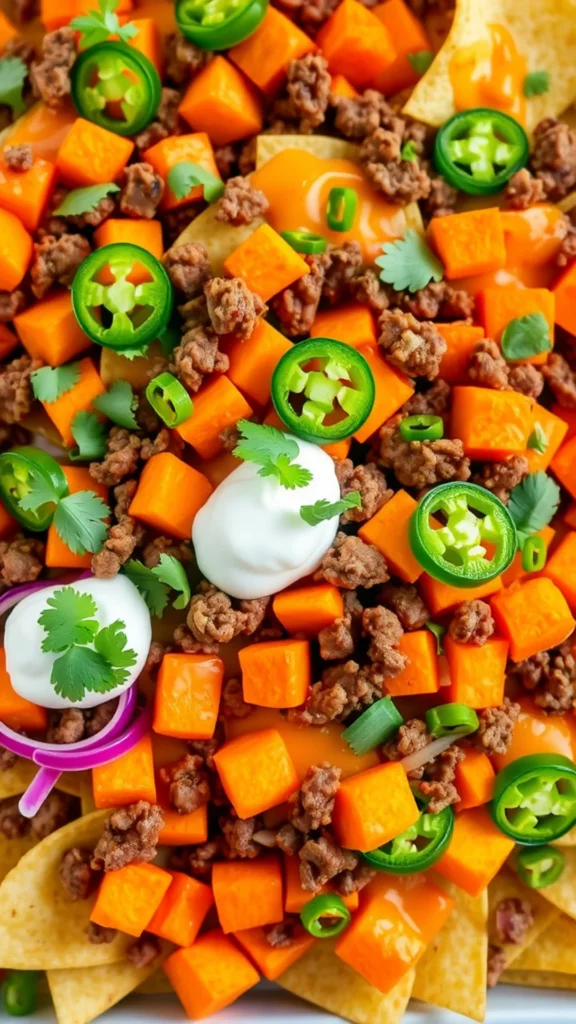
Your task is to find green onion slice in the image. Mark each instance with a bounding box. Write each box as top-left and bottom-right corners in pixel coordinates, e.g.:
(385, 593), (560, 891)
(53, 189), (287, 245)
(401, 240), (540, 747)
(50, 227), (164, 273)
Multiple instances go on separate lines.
(342, 697), (403, 756)
(425, 702), (479, 739)
(326, 187), (358, 232)
(521, 534), (547, 573)
(145, 372), (193, 428)
(300, 893), (351, 938)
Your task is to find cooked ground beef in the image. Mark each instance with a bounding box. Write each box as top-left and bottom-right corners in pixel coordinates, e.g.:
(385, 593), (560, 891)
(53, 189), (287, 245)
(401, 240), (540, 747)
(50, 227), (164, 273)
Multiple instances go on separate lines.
(59, 847), (99, 901)
(418, 744), (464, 813)
(30, 234), (91, 299)
(0, 354), (42, 424)
(449, 600), (495, 646)
(213, 144), (238, 180)
(265, 919), (298, 948)
(403, 379), (452, 418)
(142, 535), (193, 569)
(542, 353), (576, 407)
(508, 363), (544, 399)
(0, 535), (44, 586)
(289, 660), (382, 726)
(335, 459), (392, 523)
(220, 677), (254, 719)
(378, 308), (446, 379)
(274, 54), (331, 133)
(504, 168), (546, 209)
(91, 801), (164, 872)
(424, 175), (459, 219)
(31, 791), (77, 839)
(495, 897), (534, 945)
(362, 606), (406, 676)
(398, 281), (475, 321)
(4, 144), (32, 171)
(276, 822), (303, 857)
(315, 532), (389, 589)
(290, 763), (341, 832)
(159, 754), (211, 814)
(332, 89), (397, 140)
(271, 252), (329, 337)
(377, 415), (471, 489)
(360, 128), (431, 203)
(204, 277), (266, 338)
(187, 582), (249, 645)
(468, 338), (510, 390)
(322, 241), (363, 304)
(299, 831), (358, 891)
(215, 176), (269, 226)
(336, 861), (376, 896)
(473, 699), (520, 755)
(91, 513), (144, 578)
(126, 935), (161, 968)
(30, 27), (75, 108)
(164, 32), (211, 85)
(220, 814), (261, 859)
(348, 268), (390, 312)
(377, 583), (429, 631)
(0, 798), (29, 839)
(318, 615), (355, 661)
(164, 242), (211, 299)
(119, 163), (164, 219)
(133, 87), (181, 151)
(530, 117), (576, 200)
(473, 454), (528, 504)
(47, 708), (85, 744)
(90, 428), (141, 487)
(88, 922), (118, 944)
(0, 289), (27, 321)
(172, 325), (229, 392)
(382, 717), (431, 778)
(487, 945), (507, 988)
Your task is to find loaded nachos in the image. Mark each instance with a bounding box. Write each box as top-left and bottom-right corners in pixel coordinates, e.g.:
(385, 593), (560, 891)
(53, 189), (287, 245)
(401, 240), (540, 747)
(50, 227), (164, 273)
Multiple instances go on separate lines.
(1, 0), (576, 1019)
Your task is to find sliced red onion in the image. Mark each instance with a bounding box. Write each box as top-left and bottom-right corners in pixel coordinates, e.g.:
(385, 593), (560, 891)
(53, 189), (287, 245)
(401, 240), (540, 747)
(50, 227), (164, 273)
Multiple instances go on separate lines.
(400, 733), (457, 774)
(18, 766), (61, 819)
(33, 707), (151, 770)
(0, 571), (92, 619)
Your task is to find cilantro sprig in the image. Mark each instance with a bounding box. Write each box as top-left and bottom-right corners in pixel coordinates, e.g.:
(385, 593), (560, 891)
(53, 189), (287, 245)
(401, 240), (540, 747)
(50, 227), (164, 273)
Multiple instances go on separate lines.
(31, 363), (81, 403)
(54, 183), (120, 217)
(167, 162), (224, 203)
(70, 0), (138, 48)
(233, 420), (313, 490)
(375, 230), (444, 293)
(407, 51), (434, 74)
(300, 491), (361, 526)
(70, 410), (108, 461)
(527, 422), (549, 455)
(501, 313), (551, 362)
(39, 587), (137, 702)
(508, 472), (560, 548)
(0, 56), (28, 118)
(123, 554), (191, 617)
(53, 492), (110, 555)
(93, 380), (139, 430)
(523, 71), (550, 97)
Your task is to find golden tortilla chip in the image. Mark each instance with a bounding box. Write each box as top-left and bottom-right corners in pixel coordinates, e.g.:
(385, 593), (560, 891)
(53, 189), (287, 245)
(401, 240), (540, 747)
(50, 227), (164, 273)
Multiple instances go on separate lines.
(175, 203), (265, 274)
(47, 958), (159, 1024)
(0, 761), (86, 800)
(0, 810), (131, 969)
(256, 134), (360, 167)
(553, 823), (576, 846)
(136, 971), (174, 995)
(278, 938), (414, 1024)
(403, 0), (576, 131)
(512, 913), (576, 973)
(0, 833), (38, 884)
(539, 847), (576, 920)
(502, 969), (576, 990)
(412, 880), (487, 1022)
(99, 341), (167, 391)
(488, 867), (559, 969)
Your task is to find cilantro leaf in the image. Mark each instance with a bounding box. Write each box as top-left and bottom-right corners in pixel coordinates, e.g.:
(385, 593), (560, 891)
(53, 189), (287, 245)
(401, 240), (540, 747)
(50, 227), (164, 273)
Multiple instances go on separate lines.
(0, 56), (28, 118)
(70, 0), (139, 47)
(508, 472), (560, 545)
(375, 229), (444, 293)
(18, 475), (60, 514)
(92, 380), (139, 430)
(407, 51), (434, 74)
(53, 183), (120, 217)
(167, 161), (224, 203)
(51, 646), (117, 702)
(94, 620), (137, 669)
(501, 313), (551, 361)
(425, 620), (445, 655)
(400, 140), (417, 162)
(527, 422), (549, 455)
(300, 491), (362, 526)
(151, 554), (191, 610)
(31, 363), (81, 403)
(524, 71), (550, 97)
(122, 559), (169, 617)
(53, 491), (110, 555)
(234, 420), (313, 490)
(70, 410), (108, 461)
(118, 344), (150, 361)
(39, 587), (99, 653)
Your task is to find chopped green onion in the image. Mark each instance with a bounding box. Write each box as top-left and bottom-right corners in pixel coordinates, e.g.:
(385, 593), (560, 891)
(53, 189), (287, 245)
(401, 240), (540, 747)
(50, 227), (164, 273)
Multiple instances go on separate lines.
(300, 893), (351, 938)
(145, 372), (193, 428)
(280, 230), (327, 255)
(342, 697), (403, 755)
(399, 414), (444, 442)
(425, 702), (479, 739)
(521, 534), (547, 573)
(326, 187), (357, 232)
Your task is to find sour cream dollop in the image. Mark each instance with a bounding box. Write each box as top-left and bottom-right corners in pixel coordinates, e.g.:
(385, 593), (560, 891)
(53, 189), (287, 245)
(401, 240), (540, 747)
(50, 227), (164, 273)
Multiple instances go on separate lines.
(5, 575), (152, 710)
(192, 437), (341, 600)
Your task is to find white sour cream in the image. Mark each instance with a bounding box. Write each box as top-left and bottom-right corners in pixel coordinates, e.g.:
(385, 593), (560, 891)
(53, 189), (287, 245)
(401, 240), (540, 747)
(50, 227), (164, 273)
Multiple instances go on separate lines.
(5, 575), (152, 710)
(192, 437), (341, 600)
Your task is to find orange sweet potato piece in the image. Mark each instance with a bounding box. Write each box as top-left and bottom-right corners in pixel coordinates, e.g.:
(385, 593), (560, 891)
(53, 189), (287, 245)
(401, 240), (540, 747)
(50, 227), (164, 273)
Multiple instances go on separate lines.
(164, 929), (259, 1019)
(179, 56), (263, 146)
(542, 530), (576, 613)
(93, 218), (163, 261)
(479, 286), (555, 365)
(214, 728), (300, 818)
(0, 324), (19, 363)
(435, 806), (515, 896)
(385, 630), (439, 696)
(91, 863), (172, 937)
(451, 385), (534, 460)
(147, 871), (213, 947)
(153, 653), (223, 739)
(158, 772), (209, 846)
(0, 10), (17, 48)
(492, 694), (576, 773)
(235, 925), (316, 980)
(45, 465), (108, 570)
(213, 856), (283, 934)
(310, 304), (376, 350)
(455, 748), (495, 811)
(490, 577), (575, 662)
(373, 0), (432, 94)
(92, 733), (156, 809)
(56, 118), (134, 187)
(419, 572), (503, 616)
(335, 888), (425, 992)
(551, 434), (576, 499)
(283, 854), (359, 914)
(429, 209), (506, 279)
(551, 404), (576, 442)
(229, 6), (315, 94)
(239, 639), (311, 709)
(128, 17), (162, 74)
(14, 289), (90, 366)
(553, 259), (576, 336)
(316, 0), (396, 90)
(129, 452), (213, 538)
(358, 488), (421, 583)
(42, 0), (132, 30)
(0, 207), (33, 291)
(444, 635), (508, 708)
(0, 154), (56, 233)
(176, 375), (253, 459)
(224, 223), (309, 303)
(143, 132), (220, 211)
(0, 500), (16, 540)
(436, 322), (484, 384)
(273, 584), (344, 635)
(5, 102), (76, 163)
(41, 356), (105, 447)
(226, 318), (291, 406)
(0, 647), (47, 732)
(329, 74), (359, 98)
(354, 346), (414, 443)
(332, 761), (419, 852)
(525, 405), (568, 473)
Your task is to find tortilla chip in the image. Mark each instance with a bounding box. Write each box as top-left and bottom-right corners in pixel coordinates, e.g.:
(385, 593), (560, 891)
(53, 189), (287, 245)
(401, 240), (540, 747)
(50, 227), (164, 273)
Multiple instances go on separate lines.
(0, 759), (37, 799)
(136, 971), (174, 995)
(0, 833), (38, 883)
(539, 847), (576, 920)
(412, 880), (487, 1022)
(175, 203), (265, 274)
(0, 810), (131, 969)
(47, 958), (159, 1024)
(403, 0), (576, 131)
(256, 134), (360, 167)
(277, 937), (414, 1024)
(512, 913), (576, 973)
(488, 866), (559, 969)
(502, 969), (576, 990)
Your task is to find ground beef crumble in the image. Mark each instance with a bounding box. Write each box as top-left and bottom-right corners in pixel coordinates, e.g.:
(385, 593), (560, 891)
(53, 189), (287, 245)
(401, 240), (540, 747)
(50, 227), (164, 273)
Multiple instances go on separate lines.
(360, 128), (431, 203)
(315, 532), (389, 590)
(30, 27), (75, 108)
(30, 234), (91, 298)
(377, 583), (429, 631)
(0, 290), (27, 322)
(0, 355), (42, 424)
(382, 718), (431, 778)
(187, 582), (248, 645)
(289, 763), (341, 833)
(299, 831), (358, 891)
(0, 535), (44, 586)
(119, 163), (164, 219)
(274, 54), (331, 133)
(473, 698), (520, 755)
(473, 455), (528, 504)
(164, 242), (211, 298)
(91, 801), (164, 872)
(322, 241), (363, 304)
(529, 117), (576, 201)
(88, 923), (117, 944)
(513, 644), (576, 714)
(542, 353), (576, 407)
(289, 660), (383, 726)
(335, 459), (392, 523)
(487, 945), (507, 988)
(419, 745), (464, 813)
(220, 814), (261, 859)
(332, 89), (397, 140)
(362, 606), (406, 676)
(126, 935), (161, 968)
(398, 281), (475, 321)
(59, 847), (99, 901)
(204, 277), (266, 338)
(449, 600), (495, 645)
(265, 919), (298, 948)
(215, 176), (269, 226)
(468, 339), (510, 390)
(4, 144), (32, 171)
(172, 325), (229, 392)
(504, 168), (546, 209)
(164, 32), (211, 85)
(159, 754), (211, 814)
(90, 428), (141, 487)
(271, 252), (329, 337)
(495, 897), (534, 945)
(378, 308), (446, 379)
(377, 415), (471, 490)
